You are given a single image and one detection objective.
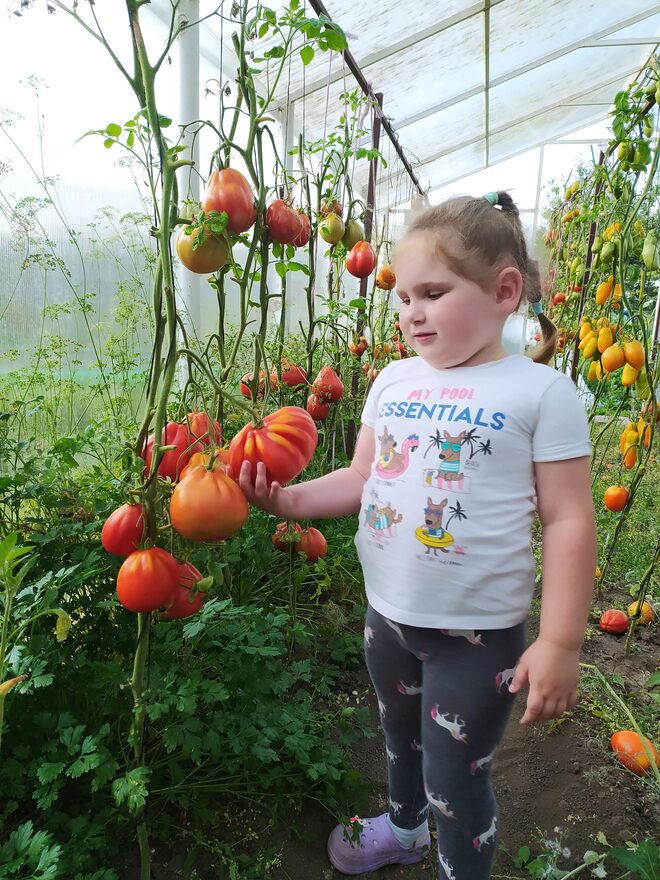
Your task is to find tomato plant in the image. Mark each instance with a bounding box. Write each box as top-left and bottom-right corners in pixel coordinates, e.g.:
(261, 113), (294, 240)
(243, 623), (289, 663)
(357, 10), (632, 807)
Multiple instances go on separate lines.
(175, 225), (229, 274)
(228, 406), (318, 485)
(320, 197), (342, 217)
(240, 370), (278, 399)
(202, 168), (256, 233)
(170, 465), (249, 542)
(101, 503), (145, 556)
(116, 547), (180, 613)
(266, 199), (303, 244)
(271, 520), (302, 552)
(345, 241), (376, 278)
(161, 562), (206, 620)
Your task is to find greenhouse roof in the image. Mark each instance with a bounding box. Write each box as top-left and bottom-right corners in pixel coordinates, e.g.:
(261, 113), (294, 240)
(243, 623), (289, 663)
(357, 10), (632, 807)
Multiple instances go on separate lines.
(248, 1), (660, 209)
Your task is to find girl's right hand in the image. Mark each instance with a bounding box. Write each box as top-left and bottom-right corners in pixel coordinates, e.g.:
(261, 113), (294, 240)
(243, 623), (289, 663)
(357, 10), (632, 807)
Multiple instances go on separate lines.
(236, 460), (293, 517)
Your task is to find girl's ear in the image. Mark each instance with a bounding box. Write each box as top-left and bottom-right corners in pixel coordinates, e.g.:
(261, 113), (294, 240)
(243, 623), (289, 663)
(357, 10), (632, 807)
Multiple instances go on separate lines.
(495, 266), (523, 313)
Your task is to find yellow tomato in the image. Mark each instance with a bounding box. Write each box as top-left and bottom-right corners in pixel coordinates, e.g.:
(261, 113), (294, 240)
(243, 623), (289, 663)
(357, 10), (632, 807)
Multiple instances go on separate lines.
(621, 363), (639, 387)
(597, 327), (613, 353)
(627, 600), (655, 625)
(624, 340), (645, 371)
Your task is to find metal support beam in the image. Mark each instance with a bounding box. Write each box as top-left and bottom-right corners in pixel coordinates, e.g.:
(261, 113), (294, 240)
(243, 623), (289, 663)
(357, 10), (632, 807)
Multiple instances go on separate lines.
(307, 0), (425, 196)
(484, 0), (491, 166)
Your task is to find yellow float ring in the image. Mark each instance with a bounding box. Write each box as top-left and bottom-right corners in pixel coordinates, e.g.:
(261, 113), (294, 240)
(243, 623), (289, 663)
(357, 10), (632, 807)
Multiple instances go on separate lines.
(415, 527), (454, 549)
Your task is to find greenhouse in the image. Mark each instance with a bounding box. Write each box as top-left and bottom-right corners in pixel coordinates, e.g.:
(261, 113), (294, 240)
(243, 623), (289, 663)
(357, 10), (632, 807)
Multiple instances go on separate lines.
(0, 2), (659, 878)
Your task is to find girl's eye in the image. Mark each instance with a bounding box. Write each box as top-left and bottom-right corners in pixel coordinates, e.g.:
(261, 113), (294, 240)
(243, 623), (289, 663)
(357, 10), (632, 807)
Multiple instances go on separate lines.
(427, 291), (445, 300)
(399, 298), (410, 306)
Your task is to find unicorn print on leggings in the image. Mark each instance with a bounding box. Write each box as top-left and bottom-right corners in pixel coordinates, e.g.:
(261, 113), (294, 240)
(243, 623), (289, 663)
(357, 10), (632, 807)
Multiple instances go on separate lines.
(473, 815), (497, 851)
(430, 708), (468, 743)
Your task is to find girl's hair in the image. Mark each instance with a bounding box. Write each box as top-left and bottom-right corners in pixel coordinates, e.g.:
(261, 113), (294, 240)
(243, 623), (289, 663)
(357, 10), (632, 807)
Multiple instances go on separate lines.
(402, 192), (557, 364)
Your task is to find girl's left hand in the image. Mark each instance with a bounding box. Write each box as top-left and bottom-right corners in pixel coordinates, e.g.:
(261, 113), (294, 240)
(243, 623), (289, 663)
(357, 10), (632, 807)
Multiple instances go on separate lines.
(508, 638), (580, 725)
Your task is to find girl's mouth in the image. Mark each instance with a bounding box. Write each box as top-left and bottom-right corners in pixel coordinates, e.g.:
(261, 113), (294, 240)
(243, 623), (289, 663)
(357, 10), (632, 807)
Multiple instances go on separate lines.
(414, 332), (436, 341)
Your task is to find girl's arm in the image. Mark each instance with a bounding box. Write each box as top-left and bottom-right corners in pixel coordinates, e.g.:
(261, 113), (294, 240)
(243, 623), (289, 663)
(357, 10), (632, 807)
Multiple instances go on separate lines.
(509, 455), (596, 724)
(237, 425), (376, 520)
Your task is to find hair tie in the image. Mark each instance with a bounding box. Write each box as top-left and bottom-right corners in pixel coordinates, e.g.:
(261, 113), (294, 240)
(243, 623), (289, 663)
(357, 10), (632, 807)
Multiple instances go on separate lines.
(483, 192), (499, 207)
(530, 301), (543, 315)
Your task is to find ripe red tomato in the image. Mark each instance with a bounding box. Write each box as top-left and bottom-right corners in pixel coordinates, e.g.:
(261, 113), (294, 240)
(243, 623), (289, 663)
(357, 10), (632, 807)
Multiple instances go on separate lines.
(375, 263), (396, 290)
(266, 199), (303, 245)
(306, 393), (330, 421)
(271, 521), (303, 552)
(179, 448), (229, 481)
(202, 168), (256, 234)
(611, 730), (659, 776)
(291, 211), (311, 247)
(170, 465), (249, 542)
(240, 370), (278, 399)
(116, 547), (179, 613)
(312, 367), (344, 403)
(320, 198), (342, 217)
(186, 411), (222, 452)
(142, 422), (192, 482)
(603, 485), (628, 512)
(346, 241), (376, 278)
(599, 609), (628, 634)
(175, 225), (229, 275)
(228, 406), (318, 486)
(279, 361), (307, 388)
(298, 527), (327, 563)
(101, 503), (145, 556)
(161, 562), (206, 620)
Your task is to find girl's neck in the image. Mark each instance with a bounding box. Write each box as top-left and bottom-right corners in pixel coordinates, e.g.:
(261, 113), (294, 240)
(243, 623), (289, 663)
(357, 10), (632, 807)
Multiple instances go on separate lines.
(422, 342), (510, 370)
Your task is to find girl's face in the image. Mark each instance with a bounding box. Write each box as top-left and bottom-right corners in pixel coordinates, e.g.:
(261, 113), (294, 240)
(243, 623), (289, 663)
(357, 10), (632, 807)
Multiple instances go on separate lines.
(394, 232), (519, 369)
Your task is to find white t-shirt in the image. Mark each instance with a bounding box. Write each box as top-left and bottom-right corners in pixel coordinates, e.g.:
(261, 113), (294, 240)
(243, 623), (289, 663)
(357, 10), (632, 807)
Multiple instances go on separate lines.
(355, 354), (592, 629)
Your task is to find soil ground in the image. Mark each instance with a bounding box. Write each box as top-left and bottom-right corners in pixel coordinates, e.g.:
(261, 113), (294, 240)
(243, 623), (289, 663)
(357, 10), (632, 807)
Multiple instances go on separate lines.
(266, 608), (660, 880)
(147, 602), (659, 880)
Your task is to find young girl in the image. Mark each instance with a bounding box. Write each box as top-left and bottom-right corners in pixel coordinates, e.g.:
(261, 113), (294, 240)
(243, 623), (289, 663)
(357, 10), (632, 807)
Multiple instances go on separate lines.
(238, 192), (597, 878)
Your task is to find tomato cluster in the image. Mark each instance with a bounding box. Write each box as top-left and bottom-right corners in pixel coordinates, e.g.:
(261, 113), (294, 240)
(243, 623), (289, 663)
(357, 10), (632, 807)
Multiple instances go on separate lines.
(271, 521), (327, 563)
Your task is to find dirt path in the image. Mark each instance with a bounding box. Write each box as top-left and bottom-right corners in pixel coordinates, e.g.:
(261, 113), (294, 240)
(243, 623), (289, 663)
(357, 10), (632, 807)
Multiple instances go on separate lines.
(270, 617), (660, 880)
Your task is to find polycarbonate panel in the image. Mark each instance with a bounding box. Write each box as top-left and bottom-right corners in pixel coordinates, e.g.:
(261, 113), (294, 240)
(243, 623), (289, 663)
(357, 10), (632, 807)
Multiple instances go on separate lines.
(489, 2), (658, 81)
(407, 140), (487, 193)
(489, 45), (646, 130)
(390, 93), (485, 167)
(604, 11), (660, 40)
(429, 148), (542, 210)
(488, 104), (610, 165)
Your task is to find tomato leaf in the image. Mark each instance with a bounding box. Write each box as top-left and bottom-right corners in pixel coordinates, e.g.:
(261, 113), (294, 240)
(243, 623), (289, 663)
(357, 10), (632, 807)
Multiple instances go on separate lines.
(646, 671), (660, 688)
(275, 262), (287, 278)
(609, 840), (660, 880)
(105, 123), (122, 137)
(258, 21), (268, 37)
(300, 45), (314, 66)
(264, 45), (285, 59)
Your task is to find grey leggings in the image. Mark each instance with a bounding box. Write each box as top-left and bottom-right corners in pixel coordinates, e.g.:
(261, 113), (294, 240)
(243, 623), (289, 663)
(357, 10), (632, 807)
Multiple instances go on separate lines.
(364, 604), (525, 880)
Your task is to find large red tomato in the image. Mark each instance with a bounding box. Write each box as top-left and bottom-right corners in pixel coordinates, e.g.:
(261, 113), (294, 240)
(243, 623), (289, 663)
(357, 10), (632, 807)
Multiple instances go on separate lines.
(266, 200), (303, 245)
(142, 422), (192, 481)
(116, 547), (179, 613)
(346, 241), (376, 278)
(279, 361), (307, 388)
(240, 370), (279, 399)
(312, 367), (344, 403)
(202, 168), (256, 234)
(175, 225), (229, 275)
(228, 406), (318, 486)
(271, 521), (303, 552)
(298, 527), (327, 563)
(186, 411), (222, 452)
(291, 212), (311, 247)
(599, 609), (628, 634)
(101, 503), (145, 556)
(161, 561), (206, 620)
(179, 448), (229, 481)
(306, 394), (330, 421)
(170, 466), (249, 542)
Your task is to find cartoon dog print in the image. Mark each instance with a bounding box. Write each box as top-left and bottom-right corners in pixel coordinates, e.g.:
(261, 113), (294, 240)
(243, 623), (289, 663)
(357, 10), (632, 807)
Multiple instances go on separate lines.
(421, 497), (449, 555)
(438, 430), (466, 481)
(364, 502), (403, 537)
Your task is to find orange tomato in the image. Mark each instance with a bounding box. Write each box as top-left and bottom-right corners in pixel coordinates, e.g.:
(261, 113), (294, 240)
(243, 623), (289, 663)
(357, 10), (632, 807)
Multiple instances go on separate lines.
(597, 327), (613, 353)
(627, 600), (655, 625)
(599, 609), (629, 634)
(375, 263), (397, 290)
(623, 340), (645, 371)
(603, 485), (628, 511)
(170, 465), (248, 542)
(600, 344), (626, 373)
(611, 730), (659, 776)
